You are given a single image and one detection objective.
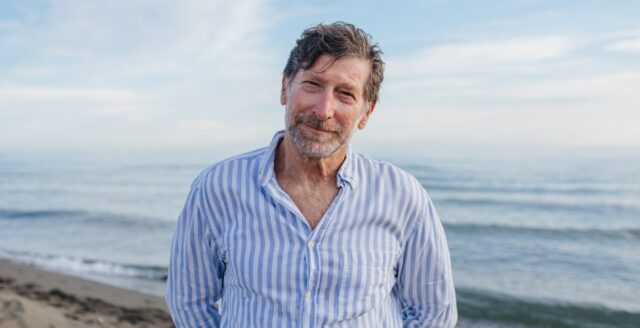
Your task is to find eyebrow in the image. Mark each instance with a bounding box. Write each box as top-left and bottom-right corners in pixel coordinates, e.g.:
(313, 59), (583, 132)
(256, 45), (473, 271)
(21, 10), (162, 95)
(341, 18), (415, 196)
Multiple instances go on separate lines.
(304, 71), (360, 95)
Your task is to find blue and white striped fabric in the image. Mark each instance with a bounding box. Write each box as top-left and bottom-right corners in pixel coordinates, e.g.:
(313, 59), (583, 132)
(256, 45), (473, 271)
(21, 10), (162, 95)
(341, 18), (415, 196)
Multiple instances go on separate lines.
(166, 131), (457, 327)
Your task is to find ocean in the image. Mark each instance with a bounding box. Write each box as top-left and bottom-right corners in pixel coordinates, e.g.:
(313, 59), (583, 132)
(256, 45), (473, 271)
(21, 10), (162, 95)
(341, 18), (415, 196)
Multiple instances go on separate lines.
(1, 147), (639, 327)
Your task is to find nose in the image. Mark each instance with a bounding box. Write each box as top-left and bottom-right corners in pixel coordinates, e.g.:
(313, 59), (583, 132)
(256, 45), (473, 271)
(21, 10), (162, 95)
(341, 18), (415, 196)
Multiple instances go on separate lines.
(313, 91), (336, 120)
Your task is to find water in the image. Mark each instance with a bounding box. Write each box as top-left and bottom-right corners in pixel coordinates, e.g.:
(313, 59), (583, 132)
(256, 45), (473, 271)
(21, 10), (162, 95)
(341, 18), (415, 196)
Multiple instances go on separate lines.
(1, 148), (639, 327)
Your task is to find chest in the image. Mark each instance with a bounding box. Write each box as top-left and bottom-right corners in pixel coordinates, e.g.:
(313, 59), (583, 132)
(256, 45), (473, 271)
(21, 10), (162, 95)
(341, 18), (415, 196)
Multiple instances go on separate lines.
(278, 180), (339, 230)
(221, 203), (403, 320)
(289, 187), (337, 229)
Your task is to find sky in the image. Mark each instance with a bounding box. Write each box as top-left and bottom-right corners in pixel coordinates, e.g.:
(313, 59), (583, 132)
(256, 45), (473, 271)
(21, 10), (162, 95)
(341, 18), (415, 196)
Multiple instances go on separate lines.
(1, 0), (639, 155)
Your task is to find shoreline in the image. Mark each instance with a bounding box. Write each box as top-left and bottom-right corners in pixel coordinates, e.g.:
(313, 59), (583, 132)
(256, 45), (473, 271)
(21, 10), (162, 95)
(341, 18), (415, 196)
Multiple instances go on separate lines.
(0, 258), (173, 327)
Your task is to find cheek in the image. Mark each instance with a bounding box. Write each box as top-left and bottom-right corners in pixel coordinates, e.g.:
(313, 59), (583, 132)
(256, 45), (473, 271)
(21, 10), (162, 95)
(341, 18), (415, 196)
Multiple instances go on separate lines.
(288, 93), (310, 110)
(336, 112), (361, 130)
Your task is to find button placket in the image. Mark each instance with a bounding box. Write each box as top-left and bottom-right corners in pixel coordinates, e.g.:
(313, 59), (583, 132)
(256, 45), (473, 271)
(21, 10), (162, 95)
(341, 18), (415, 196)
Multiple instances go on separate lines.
(305, 238), (317, 306)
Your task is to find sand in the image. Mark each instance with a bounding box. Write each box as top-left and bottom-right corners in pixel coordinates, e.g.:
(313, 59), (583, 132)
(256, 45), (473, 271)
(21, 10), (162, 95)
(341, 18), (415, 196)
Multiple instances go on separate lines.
(0, 258), (173, 328)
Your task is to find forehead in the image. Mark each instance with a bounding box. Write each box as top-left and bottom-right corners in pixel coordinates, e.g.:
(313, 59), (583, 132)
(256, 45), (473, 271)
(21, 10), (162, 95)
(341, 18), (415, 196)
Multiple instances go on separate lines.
(298, 55), (371, 91)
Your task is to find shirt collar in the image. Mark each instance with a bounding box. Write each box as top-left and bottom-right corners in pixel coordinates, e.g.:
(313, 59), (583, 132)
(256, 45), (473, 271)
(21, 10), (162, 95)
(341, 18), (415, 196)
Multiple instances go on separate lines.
(258, 130), (358, 189)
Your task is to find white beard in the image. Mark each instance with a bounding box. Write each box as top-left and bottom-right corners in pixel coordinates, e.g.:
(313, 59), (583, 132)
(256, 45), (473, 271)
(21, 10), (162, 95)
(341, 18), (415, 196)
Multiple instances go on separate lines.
(284, 107), (357, 158)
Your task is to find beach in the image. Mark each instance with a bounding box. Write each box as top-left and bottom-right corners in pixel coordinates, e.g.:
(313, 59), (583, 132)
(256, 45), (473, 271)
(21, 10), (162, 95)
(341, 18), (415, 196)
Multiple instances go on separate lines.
(0, 258), (173, 328)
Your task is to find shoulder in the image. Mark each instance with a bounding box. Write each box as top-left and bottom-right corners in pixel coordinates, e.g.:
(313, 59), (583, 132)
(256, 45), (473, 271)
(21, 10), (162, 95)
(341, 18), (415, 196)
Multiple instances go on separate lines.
(352, 152), (435, 234)
(352, 152), (425, 193)
(190, 147), (267, 192)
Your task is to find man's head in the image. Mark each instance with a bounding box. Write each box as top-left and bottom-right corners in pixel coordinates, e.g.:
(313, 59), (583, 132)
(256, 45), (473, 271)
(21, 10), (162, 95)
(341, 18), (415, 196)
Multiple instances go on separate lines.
(281, 22), (385, 158)
(283, 21), (385, 106)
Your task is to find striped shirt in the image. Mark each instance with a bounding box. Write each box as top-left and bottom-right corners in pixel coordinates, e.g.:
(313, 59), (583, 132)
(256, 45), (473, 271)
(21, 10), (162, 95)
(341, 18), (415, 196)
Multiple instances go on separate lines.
(165, 131), (457, 327)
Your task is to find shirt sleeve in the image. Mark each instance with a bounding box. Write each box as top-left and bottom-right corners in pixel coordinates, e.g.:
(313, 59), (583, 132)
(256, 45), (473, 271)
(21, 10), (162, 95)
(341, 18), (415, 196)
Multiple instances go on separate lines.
(165, 179), (225, 327)
(395, 189), (458, 328)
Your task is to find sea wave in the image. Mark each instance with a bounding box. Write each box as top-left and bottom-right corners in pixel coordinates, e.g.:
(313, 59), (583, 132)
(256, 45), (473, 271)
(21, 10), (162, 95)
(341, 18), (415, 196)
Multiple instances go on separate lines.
(457, 287), (640, 328)
(0, 250), (167, 281)
(434, 194), (639, 215)
(0, 208), (174, 229)
(0, 208), (85, 219)
(422, 180), (640, 195)
(444, 222), (640, 241)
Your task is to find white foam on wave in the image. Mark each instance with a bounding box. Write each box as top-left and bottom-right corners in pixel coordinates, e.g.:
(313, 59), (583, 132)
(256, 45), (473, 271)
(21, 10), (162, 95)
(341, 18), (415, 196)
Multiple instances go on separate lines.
(0, 249), (166, 280)
(0, 249), (168, 296)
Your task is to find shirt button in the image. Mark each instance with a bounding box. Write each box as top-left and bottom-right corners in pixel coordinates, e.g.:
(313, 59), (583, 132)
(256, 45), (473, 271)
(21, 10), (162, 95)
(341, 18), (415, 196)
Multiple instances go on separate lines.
(308, 240), (315, 248)
(305, 291), (311, 300)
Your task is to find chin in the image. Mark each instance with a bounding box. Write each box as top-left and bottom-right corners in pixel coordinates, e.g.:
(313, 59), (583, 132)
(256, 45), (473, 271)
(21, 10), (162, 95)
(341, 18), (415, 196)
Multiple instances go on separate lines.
(287, 126), (349, 158)
(297, 140), (342, 158)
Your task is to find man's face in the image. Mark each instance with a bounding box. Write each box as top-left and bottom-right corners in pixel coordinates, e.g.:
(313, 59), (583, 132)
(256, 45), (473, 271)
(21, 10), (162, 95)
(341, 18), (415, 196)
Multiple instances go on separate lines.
(281, 54), (375, 158)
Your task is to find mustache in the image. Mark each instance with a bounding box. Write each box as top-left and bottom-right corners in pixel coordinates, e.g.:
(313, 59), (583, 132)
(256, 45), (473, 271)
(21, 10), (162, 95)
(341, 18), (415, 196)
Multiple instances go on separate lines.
(294, 114), (342, 134)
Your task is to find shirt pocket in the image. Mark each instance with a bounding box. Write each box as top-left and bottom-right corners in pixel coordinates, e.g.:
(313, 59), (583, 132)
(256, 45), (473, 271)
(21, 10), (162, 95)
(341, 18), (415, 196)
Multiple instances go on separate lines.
(337, 251), (396, 319)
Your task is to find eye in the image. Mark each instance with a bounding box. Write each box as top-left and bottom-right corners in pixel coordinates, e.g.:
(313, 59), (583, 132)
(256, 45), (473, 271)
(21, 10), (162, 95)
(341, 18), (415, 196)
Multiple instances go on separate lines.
(302, 80), (320, 91)
(339, 90), (356, 101)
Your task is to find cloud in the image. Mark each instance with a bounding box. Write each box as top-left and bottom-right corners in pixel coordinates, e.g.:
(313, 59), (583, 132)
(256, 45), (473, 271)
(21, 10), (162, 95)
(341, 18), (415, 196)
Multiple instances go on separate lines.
(387, 35), (575, 77)
(2, 0), (276, 81)
(482, 72), (640, 101)
(393, 72), (640, 107)
(381, 32), (640, 112)
(0, 19), (21, 31)
(2, 2), (639, 150)
(0, 83), (163, 122)
(364, 99), (640, 148)
(0, 80), (281, 150)
(606, 38), (640, 55)
(0, 84), (137, 102)
(0, 1), (285, 151)
(371, 31), (640, 148)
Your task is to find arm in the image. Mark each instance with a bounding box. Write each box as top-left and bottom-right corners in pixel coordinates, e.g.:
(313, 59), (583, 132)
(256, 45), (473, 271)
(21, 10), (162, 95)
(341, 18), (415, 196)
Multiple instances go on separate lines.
(396, 191), (457, 328)
(165, 180), (225, 327)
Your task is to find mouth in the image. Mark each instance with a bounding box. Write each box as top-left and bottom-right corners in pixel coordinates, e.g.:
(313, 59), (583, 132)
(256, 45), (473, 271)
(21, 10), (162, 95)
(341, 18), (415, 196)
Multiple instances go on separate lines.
(301, 123), (336, 135)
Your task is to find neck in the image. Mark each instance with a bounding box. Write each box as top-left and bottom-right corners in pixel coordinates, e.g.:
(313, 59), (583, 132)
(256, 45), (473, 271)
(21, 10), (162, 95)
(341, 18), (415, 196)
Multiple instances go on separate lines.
(275, 135), (347, 184)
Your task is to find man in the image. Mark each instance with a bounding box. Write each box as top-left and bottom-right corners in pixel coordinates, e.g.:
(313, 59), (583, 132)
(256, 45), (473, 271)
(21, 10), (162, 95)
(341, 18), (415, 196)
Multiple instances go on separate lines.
(166, 22), (457, 327)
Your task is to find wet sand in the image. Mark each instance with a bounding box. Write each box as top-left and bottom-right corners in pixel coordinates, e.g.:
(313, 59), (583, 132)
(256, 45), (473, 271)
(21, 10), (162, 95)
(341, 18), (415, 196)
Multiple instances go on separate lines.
(0, 258), (173, 328)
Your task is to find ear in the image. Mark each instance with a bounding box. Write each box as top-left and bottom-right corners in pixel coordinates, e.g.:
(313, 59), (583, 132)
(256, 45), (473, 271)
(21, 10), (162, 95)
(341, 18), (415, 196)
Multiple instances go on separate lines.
(357, 101), (376, 129)
(280, 75), (288, 105)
